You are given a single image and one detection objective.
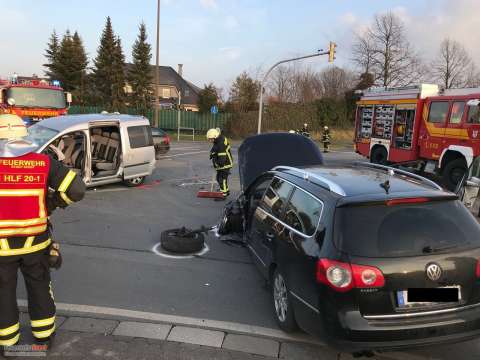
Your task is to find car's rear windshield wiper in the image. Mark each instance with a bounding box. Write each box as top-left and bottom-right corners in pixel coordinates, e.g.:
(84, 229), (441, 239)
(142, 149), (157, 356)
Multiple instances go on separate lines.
(422, 244), (459, 254)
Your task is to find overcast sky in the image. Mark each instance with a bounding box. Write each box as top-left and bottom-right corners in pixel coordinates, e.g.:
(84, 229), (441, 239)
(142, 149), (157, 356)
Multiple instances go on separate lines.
(1, 0), (478, 90)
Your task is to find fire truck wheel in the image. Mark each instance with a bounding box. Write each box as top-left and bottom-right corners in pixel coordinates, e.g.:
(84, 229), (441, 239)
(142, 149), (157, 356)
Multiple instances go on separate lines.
(442, 158), (467, 191)
(370, 147), (388, 165)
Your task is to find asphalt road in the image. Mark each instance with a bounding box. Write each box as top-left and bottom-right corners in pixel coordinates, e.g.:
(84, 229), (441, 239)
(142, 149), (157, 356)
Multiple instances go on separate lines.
(16, 142), (361, 329)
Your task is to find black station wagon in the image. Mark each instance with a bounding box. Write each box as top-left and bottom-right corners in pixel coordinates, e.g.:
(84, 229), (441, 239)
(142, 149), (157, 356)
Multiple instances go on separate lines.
(219, 133), (480, 353)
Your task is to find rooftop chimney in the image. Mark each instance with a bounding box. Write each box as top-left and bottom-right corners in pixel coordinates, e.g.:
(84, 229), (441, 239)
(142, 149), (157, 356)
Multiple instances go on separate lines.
(177, 64), (183, 78)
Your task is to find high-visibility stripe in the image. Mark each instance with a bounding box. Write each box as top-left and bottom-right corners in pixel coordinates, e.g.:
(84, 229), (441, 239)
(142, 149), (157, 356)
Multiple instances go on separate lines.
(0, 333), (19, 346)
(60, 192), (73, 205)
(58, 171), (76, 192)
(0, 225), (47, 237)
(0, 217), (47, 228)
(0, 238), (10, 250)
(0, 323), (19, 337)
(24, 236), (35, 248)
(33, 325), (55, 339)
(31, 316), (55, 328)
(0, 238), (51, 256)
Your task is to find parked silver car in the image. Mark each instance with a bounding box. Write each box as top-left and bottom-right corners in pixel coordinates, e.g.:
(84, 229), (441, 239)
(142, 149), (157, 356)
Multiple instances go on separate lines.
(25, 114), (156, 187)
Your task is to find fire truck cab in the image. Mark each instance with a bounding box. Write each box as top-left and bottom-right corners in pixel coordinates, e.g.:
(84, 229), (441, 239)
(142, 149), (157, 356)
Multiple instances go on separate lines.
(355, 84), (480, 190)
(0, 77), (71, 125)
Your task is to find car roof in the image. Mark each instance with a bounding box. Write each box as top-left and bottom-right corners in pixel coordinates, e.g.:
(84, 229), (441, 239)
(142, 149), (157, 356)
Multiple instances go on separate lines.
(274, 164), (456, 203)
(39, 114), (149, 132)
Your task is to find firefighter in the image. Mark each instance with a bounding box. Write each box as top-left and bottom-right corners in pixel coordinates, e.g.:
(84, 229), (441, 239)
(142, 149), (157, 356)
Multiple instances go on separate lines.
(301, 123), (310, 137)
(207, 128), (233, 201)
(322, 125), (331, 153)
(0, 114), (85, 351)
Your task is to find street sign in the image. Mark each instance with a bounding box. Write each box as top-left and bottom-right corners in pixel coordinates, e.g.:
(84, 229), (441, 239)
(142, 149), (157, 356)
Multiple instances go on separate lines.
(211, 105), (218, 114)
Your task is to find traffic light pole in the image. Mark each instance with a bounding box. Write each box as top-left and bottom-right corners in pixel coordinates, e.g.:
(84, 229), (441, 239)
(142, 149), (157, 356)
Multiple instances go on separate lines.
(257, 43), (336, 134)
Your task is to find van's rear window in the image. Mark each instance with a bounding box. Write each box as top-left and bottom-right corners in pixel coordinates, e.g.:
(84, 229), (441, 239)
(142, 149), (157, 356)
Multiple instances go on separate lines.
(335, 200), (480, 258)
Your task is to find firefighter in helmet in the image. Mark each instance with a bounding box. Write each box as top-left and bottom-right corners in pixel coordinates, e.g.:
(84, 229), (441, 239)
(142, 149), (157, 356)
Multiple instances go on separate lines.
(301, 123), (310, 138)
(322, 125), (331, 153)
(207, 128), (233, 200)
(0, 114), (85, 351)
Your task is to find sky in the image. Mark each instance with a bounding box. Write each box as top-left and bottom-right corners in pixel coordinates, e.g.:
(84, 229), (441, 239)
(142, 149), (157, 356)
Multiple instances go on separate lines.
(1, 0), (479, 91)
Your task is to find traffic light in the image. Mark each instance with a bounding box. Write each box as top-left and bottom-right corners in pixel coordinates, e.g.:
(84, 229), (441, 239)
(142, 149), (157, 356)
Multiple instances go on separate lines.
(328, 42), (337, 63)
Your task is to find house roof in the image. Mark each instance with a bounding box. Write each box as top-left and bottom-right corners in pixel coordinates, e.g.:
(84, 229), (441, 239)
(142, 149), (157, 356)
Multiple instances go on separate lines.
(125, 64), (200, 106)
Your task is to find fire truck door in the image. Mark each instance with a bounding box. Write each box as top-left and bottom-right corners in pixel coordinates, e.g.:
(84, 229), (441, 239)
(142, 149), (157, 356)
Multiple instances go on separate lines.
(419, 100), (449, 160)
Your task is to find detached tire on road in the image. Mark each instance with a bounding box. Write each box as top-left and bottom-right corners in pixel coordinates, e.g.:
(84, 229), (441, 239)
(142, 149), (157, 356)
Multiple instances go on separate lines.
(442, 158), (467, 191)
(160, 229), (205, 254)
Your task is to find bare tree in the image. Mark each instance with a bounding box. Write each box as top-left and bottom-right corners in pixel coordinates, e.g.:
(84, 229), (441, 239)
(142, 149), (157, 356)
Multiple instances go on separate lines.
(352, 12), (422, 87)
(267, 65), (297, 102)
(320, 66), (356, 99)
(465, 63), (480, 88)
(431, 38), (473, 89)
(351, 33), (375, 76)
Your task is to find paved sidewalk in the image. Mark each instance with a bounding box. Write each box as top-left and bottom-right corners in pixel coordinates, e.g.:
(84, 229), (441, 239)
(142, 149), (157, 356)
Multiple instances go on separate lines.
(6, 312), (380, 359)
(5, 311), (480, 359)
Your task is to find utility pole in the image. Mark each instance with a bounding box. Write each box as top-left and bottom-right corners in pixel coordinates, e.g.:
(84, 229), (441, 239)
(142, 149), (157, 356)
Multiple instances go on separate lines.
(257, 42), (337, 134)
(177, 91), (182, 141)
(154, 0), (161, 127)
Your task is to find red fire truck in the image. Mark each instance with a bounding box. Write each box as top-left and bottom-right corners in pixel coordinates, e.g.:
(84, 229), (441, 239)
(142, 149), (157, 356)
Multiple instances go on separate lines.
(354, 84), (480, 190)
(0, 77), (71, 125)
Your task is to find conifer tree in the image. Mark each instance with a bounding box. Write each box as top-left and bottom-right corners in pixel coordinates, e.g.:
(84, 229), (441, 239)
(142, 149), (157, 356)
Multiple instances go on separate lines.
(128, 22), (153, 111)
(44, 30), (60, 80)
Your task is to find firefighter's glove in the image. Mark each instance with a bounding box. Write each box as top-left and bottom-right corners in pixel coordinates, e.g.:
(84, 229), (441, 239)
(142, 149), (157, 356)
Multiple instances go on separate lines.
(48, 242), (62, 270)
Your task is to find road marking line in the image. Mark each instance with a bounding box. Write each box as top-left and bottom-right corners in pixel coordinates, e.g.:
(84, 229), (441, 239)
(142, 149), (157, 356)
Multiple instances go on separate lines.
(159, 150), (210, 159)
(16, 300), (323, 346)
(170, 147), (202, 151)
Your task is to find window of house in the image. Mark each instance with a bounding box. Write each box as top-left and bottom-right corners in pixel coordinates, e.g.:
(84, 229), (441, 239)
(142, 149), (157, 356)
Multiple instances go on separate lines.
(284, 189), (323, 236)
(449, 101), (465, 124)
(467, 105), (480, 124)
(261, 178), (293, 219)
(162, 88), (170, 98)
(127, 126), (153, 149)
(428, 102), (450, 123)
(184, 89), (190, 97)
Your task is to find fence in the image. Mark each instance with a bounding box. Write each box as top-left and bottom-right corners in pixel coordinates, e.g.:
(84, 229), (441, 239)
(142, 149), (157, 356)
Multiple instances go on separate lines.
(68, 105), (232, 132)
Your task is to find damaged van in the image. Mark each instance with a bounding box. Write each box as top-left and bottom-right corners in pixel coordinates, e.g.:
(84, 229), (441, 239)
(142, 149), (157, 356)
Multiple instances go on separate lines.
(25, 114), (156, 187)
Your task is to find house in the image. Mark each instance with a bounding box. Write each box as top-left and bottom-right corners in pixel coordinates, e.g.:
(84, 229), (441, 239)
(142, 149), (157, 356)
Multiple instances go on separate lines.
(125, 64), (201, 112)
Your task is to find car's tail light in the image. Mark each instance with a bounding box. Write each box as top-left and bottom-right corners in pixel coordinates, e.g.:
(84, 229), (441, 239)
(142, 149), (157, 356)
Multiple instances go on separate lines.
(386, 197), (430, 206)
(316, 259), (385, 292)
(164, 136), (170, 145)
(476, 259), (480, 278)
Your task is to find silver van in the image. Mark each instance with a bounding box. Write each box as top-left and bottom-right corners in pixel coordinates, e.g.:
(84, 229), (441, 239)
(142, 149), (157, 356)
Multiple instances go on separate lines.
(25, 114), (156, 187)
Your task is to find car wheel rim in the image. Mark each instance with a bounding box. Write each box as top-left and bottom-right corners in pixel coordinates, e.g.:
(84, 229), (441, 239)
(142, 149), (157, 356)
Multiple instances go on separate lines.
(273, 274), (288, 322)
(130, 177), (142, 185)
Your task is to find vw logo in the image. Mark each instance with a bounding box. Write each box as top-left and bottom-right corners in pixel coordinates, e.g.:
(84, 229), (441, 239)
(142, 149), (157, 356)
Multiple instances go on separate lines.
(426, 263), (442, 281)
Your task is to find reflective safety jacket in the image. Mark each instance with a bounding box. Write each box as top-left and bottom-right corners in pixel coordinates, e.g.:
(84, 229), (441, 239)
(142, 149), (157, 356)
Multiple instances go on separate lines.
(0, 153), (85, 256)
(210, 135), (233, 170)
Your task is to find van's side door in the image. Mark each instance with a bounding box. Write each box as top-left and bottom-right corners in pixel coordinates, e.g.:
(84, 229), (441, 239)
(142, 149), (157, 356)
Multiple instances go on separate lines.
(122, 125), (155, 179)
(247, 177), (293, 278)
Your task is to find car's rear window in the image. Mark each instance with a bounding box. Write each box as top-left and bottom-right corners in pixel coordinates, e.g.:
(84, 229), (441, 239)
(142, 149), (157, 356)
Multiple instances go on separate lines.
(335, 200), (480, 258)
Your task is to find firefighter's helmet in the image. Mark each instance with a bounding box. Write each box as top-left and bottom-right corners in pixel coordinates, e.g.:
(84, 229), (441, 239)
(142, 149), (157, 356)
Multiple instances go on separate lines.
(304, 123), (308, 127)
(324, 126), (329, 131)
(0, 114), (27, 140)
(206, 128), (220, 140)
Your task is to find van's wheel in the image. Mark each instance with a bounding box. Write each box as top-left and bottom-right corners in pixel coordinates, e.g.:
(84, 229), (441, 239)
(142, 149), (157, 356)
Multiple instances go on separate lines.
(160, 228), (205, 254)
(272, 269), (298, 332)
(123, 177), (145, 187)
(370, 147), (388, 165)
(442, 158), (467, 191)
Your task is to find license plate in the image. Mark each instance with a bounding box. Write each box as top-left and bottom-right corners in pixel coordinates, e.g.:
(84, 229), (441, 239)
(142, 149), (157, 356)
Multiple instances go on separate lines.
(397, 286), (461, 307)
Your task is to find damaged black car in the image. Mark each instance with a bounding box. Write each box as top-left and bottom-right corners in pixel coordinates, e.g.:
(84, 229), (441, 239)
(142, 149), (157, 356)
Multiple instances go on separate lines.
(218, 133), (480, 353)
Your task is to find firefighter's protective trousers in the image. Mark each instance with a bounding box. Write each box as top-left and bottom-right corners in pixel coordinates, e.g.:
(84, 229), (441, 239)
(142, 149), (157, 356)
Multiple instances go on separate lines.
(0, 152), (85, 346)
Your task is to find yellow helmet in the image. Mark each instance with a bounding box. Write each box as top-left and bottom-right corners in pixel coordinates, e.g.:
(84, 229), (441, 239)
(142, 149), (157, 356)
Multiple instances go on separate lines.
(206, 128), (220, 140)
(0, 114), (27, 140)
